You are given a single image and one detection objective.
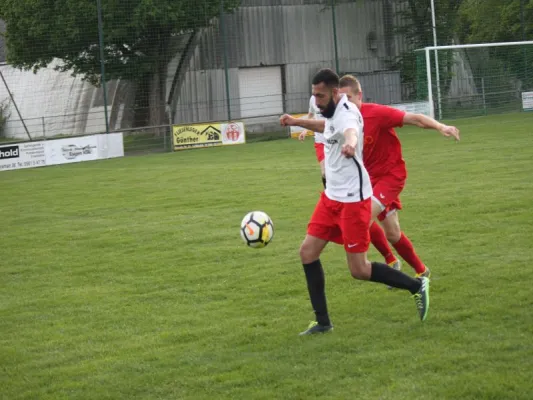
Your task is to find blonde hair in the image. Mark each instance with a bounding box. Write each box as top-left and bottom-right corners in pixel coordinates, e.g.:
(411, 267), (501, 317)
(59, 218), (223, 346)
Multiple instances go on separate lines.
(339, 74), (362, 94)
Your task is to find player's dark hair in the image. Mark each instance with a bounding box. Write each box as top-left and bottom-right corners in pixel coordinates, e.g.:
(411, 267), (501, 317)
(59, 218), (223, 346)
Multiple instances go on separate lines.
(312, 68), (339, 88)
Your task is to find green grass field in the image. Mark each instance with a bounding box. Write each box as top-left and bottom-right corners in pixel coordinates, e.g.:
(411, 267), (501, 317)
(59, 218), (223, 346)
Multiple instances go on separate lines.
(2, 113), (533, 399)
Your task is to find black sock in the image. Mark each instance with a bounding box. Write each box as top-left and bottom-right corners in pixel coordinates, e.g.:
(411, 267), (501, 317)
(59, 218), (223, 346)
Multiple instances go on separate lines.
(322, 176), (326, 188)
(303, 260), (330, 326)
(370, 262), (422, 294)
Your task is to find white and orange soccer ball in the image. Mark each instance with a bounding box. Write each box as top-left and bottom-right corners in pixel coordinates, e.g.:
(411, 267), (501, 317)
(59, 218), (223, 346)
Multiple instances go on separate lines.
(240, 211), (274, 248)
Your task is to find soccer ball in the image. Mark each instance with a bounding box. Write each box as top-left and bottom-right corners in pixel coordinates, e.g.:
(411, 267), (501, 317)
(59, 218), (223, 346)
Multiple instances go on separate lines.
(240, 211), (274, 248)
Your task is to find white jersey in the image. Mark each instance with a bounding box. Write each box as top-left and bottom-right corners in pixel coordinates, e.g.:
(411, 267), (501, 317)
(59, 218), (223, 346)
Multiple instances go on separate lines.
(309, 96), (326, 144)
(323, 94), (373, 203)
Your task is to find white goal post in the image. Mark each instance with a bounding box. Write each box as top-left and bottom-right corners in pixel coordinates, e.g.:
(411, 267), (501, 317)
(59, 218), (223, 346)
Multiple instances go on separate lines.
(418, 40), (533, 120)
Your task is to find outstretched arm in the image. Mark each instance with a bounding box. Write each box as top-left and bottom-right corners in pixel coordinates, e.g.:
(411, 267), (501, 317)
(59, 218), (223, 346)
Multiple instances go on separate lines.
(298, 112), (316, 141)
(403, 112), (460, 141)
(280, 114), (326, 133)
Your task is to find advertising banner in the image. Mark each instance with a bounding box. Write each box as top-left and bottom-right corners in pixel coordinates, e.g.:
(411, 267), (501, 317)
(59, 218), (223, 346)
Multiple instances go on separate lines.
(289, 114), (314, 139)
(389, 101), (431, 116)
(0, 141), (47, 172)
(221, 122), (246, 145)
(0, 133), (124, 172)
(522, 92), (533, 111)
(173, 122), (246, 150)
(45, 135), (99, 165)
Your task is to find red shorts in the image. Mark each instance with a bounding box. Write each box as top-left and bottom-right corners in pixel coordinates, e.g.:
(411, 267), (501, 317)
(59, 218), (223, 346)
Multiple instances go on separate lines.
(307, 192), (372, 253)
(371, 173), (405, 221)
(314, 143), (325, 163)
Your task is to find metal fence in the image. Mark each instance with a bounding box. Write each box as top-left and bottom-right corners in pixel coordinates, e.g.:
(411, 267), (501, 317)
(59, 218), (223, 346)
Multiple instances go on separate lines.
(0, 0), (531, 151)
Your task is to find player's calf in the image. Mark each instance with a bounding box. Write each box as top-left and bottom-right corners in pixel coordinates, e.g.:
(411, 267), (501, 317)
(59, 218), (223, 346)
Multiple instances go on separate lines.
(380, 210), (402, 244)
(392, 232), (426, 275)
(302, 259), (331, 327)
(385, 225), (401, 244)
(369, 222), (398, 265)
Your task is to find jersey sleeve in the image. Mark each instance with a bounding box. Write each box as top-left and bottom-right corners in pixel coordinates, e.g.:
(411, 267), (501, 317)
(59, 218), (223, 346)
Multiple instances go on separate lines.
(338, 110), (363, 135)
(308, 97), (315, 115)
(373, 104), (406, 129)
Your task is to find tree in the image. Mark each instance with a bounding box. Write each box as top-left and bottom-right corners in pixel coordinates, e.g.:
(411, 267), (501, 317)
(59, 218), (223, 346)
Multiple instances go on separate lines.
(457, 0), (533, 44)
(457, 0), (533, 91)
(0, 0), (239, 131)
(391, 0), (464, 100)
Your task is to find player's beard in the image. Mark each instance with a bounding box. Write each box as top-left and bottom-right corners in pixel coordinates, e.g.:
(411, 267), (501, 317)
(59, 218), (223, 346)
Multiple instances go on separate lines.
(320, 96), (336, 118)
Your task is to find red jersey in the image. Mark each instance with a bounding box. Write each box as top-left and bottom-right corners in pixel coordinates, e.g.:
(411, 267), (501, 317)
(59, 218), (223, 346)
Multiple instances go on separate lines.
(360, 103), (407, 180)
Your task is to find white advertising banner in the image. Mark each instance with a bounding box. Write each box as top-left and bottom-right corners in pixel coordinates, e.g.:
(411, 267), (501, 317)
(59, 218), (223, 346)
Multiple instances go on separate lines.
(45, 135), (99, 165)
(0, 141), (47, 172)
(522, 91), (533, 111)
(97, 133), (124, 159)
(221, 122), (246, 145)
(390, 101), (431, 116)
(0, 133), (124, 172)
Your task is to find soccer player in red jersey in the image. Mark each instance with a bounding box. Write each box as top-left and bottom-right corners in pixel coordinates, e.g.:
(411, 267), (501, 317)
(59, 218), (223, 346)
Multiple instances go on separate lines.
(280, 69), (430, 335)
(338, 75), (460, 279)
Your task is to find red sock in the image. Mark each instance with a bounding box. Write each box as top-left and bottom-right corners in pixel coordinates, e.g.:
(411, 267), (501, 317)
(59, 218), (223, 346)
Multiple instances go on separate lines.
(392, 233), (426, 274)
(369, 223), (397, 265)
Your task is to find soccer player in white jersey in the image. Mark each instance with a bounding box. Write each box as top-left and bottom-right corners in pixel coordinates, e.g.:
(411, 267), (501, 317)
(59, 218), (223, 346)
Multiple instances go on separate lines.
(300, 95), (327, 188)
(280, 68), (430, 335)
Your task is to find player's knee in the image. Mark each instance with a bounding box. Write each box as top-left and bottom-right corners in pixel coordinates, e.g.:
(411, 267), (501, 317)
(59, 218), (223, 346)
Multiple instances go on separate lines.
(348, 259), (371, 280)
(350, 269), (365, 280)
(299, 242), (319, 264)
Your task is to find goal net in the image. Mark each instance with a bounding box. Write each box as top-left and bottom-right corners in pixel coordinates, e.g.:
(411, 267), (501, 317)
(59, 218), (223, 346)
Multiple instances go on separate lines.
(415, 41), (533, 120)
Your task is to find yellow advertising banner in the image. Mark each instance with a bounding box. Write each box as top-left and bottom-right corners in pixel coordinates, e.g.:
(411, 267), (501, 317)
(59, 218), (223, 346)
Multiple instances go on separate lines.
(172, 122), (246, 151)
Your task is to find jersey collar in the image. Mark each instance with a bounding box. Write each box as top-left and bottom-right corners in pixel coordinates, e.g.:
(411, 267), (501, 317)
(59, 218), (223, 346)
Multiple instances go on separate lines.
(333, 94), (349, 117)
